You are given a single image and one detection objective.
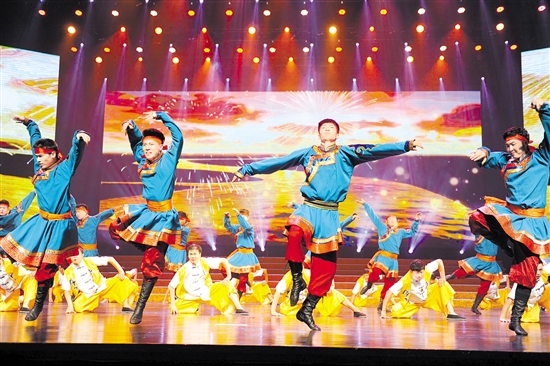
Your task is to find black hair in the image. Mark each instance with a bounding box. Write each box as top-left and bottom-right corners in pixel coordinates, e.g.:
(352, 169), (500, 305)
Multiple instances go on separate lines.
(33, 138), (60, 159)
(143, 128), (165, 144)
(409, 259), (425, 272)
(178, 211), (188, 220)
(187, 243), (202, 254)
(0, 200), (9, 206)
(317, 118), (340, 133)
(503, 126), (531, 156)
(76, 204), (88, 211)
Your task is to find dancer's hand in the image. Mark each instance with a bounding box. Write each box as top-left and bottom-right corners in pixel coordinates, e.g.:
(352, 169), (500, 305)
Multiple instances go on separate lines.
(411, 139), (424, 150)
(224, 211), (230, 217)
(356, 198), (365, 205)
(121, 120), (134, 131)
(12, 115), (28, 123)
(415, 212), (422, 221)
(271, 310), (283, 317)
(171, 304), (179, 315)
(531, 98), (545, 111)
(232, 208), (240, 216)
(76, 131), (91, 145)
(469, 149), (488, 165)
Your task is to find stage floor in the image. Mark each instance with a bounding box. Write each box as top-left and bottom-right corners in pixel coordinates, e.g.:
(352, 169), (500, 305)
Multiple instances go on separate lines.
(0, 302), (548, 365)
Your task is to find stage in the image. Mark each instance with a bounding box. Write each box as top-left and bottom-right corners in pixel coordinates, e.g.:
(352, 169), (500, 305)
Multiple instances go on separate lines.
(1, 302), (547, 366)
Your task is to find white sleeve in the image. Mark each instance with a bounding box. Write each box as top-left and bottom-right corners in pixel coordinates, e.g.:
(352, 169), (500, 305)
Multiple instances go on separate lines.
(352, 281), (361, 295)
(59, 274), (71, 292)
(275, 278), (288, 293)
(425, 260), (439, 275)
(507, 283), (518, 300)
(389, 280), (403, 295)
(168, 271), (181, 289)
(89, 256), (110, 267)
(203, 257), (222, 270)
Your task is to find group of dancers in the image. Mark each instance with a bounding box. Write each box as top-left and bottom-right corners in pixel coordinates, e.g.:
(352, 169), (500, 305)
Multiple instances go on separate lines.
(1, 98), (549, 337)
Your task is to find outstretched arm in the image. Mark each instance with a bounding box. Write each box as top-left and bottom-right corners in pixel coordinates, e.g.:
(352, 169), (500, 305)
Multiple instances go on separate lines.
(340, 213), (358, 230)
(154, 111), (184, 165)
(356, 198), (387, 234)
(233, 147), (310, 181)
(532, 99), (550, 161)
(106, 257), (126, 280)
(401, 213), (422, 239)
(346, 139), (422, 167)
(122, 119), (144, 163)
(223, 213), (239, 234)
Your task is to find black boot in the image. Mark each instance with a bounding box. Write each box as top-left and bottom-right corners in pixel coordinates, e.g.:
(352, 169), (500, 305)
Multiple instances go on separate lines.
(25, 278), (53, 321)
(508, 285), (530, 336)
(288, 261), (306, 307)
(130, 277), (157, 325)
(471, 294), (484, 315)
(296, 294), (321, 331)
(359, 282), (373, 296)
(445, 273), (456, 281)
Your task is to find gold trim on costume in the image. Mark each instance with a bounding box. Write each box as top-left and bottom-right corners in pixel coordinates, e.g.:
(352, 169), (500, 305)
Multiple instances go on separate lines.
(484, 196), (545, 218)
(303, 199), (339, 211)
(79, 243), (98, 251)
(304, 146), (338, 185)
(475, 253), (496, 262)
(39, 209), (73, 220)
(146, 199), (173, 212)
(375, 249), (399, 260)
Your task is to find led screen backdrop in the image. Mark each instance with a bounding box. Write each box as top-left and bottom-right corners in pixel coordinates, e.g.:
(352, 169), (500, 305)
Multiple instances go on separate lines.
(0, 45), (60, 219)
(100, 91), (481, 256)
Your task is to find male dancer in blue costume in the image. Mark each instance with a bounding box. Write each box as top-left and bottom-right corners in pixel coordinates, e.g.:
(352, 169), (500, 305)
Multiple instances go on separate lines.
(0, 191), (36, 241)
(109, 111), (183, 324)
(469, 98), (550, 336)
(75, 203), (114, 257)
(223, 207), (261, 296)
(0, 115), (90, 321)
(233, 118), (423, 330)
(445, 235), (503, 315)
(356, 198), (422, 311)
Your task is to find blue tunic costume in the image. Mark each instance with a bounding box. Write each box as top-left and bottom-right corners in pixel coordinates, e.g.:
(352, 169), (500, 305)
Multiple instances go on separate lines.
(165, 225), (190, 272)
(77, 208), (115, 257)
(224, 214), (261, 274)
(110, 112), (183, 250)
(236, 142), (413, 255)
(363, 202), (419, 279)
(0, 191), (36, 238)
(0, 121), (86, 266)
(458, 235), (503, 282)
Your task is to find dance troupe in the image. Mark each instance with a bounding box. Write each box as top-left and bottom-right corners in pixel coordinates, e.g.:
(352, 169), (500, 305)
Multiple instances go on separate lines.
(1, 98), (549, 337)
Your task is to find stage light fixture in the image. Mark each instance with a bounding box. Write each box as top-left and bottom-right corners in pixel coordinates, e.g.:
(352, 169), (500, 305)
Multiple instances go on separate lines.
(70, 46), (78, 52)
(510, 44), (518, 50)
(366, 56), (372, 62)
(202, 27), (208, 33)
(206, 57), (211, 62)
(440, 45), (447, 51)
(496, 6), (504, 13)
(454, 24), (461, 30)
(138, 57), (143, 62)
(329, 26), (337, 34)
(248, 26), (256, 34)
(369, 26), (375, 32)
(150, 10), (158, 16)
(136, 47), (143, 52)
(169, 46), (176, 53)
(253, 57), (260, 63)
(457, 7), (465, 13)
(112, 10), (119, 17)
(269, 47), (276, 53)
(301, 9), (308, 16)
(356, 43), (359, 47)
(95, 56), (103, 63)
(67, 26), (76, 34)
(405, 45), (412, 52)
(380, 9), (387, 15)
(237, 47), (244, 53)
(104, 47), (111, 53)
(303, 47), (310, 53)
(496, 23), (504, 31)
(204, 47), (211, 53)
(328, 56), (335, 63)
(539, 5), (547, 12)
(336, 46), (342, 52)
(226, 78), (230, 82)
(371, 46), (378, 52)
(75, 10), (83, 16)
(416, 25), (424, 33)
(38, 9), (46, 16)
(455, 41), (459, 45)
(188, 10), (196, 17)
(284, 27), (290, 33)
(172, 57), (179, 64)
(338, 9), (346, 15)
(264, 10), (271, 16)
(418, 8), (425, 15)
(407, 56), (414, 63)
(475, 45), (482, 51)
(226, 10), (233, 16)
(288, 57), (294, 62)
(154, 27), (163, 35)
(439, 55), (444, 61)
(123, 43), (127, 47)
(120, 26), (126, 32)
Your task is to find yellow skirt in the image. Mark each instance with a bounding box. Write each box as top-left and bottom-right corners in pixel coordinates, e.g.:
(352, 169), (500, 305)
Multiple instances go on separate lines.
(353, 285), (382, 308)
(251, 282), (272, 305)
(73, 277), (137, 312)
(479, 289), (509, 310)
(391, 282), (455, 318)
(173, 282), (237, 315)
(315, 289), (346, 317)
(19, 274), (37, 308)
(0, 290), (21, 312)
(280, 300), (301, 316)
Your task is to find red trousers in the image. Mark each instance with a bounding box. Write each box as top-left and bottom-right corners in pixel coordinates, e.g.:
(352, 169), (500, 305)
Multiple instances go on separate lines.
(141, 242), (168, 280)
(367, 267), (397, 300)
(453, 268), (491, 296)
(285, 225), (336, 297)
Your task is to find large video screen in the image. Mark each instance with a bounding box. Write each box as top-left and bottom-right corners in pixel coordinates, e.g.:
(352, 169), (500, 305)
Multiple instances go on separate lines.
(100, 91), (481, 255)
(0, 45), (60, 219)
(521, 47), (550, 145)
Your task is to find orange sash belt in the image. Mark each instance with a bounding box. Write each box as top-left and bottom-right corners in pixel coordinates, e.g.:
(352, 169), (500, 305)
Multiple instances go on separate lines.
(475, 253), (496, 262)
(228, 248), (254, 257)
(39, 209), (72, 220)
(146, 199), (173, 212)
(484, 196), (545, 218)
(79, 243), (98, 251)
(376, 250), (399, 260)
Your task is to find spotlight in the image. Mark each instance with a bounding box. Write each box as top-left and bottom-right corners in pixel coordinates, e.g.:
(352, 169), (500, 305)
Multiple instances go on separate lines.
(188, 10), (196, 17)
(120, 26), (126, 32)
(496, 6), (504, 13)
(457, 7), (466, 14)
(352, 78), (356, 82)
(416, 25), (425, 33)
(310, 78), (314, 82)
(369, 26), (375, 32)
(539, 5), (546, 12)
(70, 46), (78, 52)
(226, 9), (233, 16)
(496, 23), (504, 31)
(301, 9), (308, 16)
(38, 9), (46, 16)
(75, 10), (83, 16)
(248, 26), (256, 34)
(154, 27), (163, 35)
(481, 77), (485, 80)
(454, 24), (461, 30)
(204, 47), (211, 53)
(455, 41), (459, 45)
(288, 57), (294, 62)
(439, 55), (444, 61)
(136, 47), (143, 52)
(67, 26), (76, 34)
(226, 78), (230, 81)
(329, 26), (337, 34)
(439, 78), (442, 81)
(302, 47), (310, 53)
(169, 46), (176, 53)
(440, 45), (447, 51)
(269, 47), (276, 53)
(510, 44), (518, 50)
(336, 46), (342, 52)
(150, 10), (158, 16)
(138, 56), (143, 62)
(202, 27), (207, 33)
(104, 47), (111, 53)
(263, 10), (271, 16)
(380, 9), (387, 15)
(366, 56), (372, 62)
(172, 57), (179, 64)
(112, 10), (119, 17)
(123, 43), (127, 47)
(253, 57), (260, 63)
(405, 45), (412, 52)
(407, 56), (414, 63)
(356, 42), (359, 47)
(284, 27), (290, 33)
(237, 47), (244, 53)
(371, 46), (378, 52)
(95, 56), (103, 63)
(418, 8), (426, 15)
(206, 57), (211, 62)
(338, 9), (346, 15)
(328, 56), (335, 63)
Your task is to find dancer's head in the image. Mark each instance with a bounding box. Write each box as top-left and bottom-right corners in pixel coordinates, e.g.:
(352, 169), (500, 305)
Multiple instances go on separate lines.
(317, 118), (340, 143)
(410, 259), (425, 282)
(0, 200), (9, 216)
(142, 128), (165, 162)
(33, 138), (61, 170)
(386, 215), (398, 229)
(503, 126), (531, 161)
(75, 204), (89, 220)
(187, 244), (202, 264)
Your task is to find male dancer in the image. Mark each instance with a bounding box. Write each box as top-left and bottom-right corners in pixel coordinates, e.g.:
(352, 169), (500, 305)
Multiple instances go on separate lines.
(75, 203), (114, 257)
(109, 111), (183, 324)
(357, 198), (421, 312)
(233, 118), (422, 330)
(0, 115), (90, 321)
(0, 191), (36, 242)
(468, 98), (550, 336)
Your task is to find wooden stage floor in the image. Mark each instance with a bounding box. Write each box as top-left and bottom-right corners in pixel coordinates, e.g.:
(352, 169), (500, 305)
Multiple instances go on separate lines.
(0, 302), (547, 365)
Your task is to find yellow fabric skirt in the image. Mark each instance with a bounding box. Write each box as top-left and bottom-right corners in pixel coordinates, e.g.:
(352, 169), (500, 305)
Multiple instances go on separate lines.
(315, 289), (346, 316)
(251, 282), (272, 305)
(73, 277), (137, 312)
(391, 282), (455, 318)
(353, 285), (382, 308)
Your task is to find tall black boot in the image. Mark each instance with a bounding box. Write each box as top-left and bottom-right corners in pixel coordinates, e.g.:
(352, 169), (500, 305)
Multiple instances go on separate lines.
(130, 277), (157, 325)
(508, 285), (530, 336)
(471, 294), (484, 315)
(359, 282), (373, 296)
(445, 273), (456, 281)
(296, 294), (321, 331)
(288, 261), (306, 307)
(25, 278), (53, 321)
